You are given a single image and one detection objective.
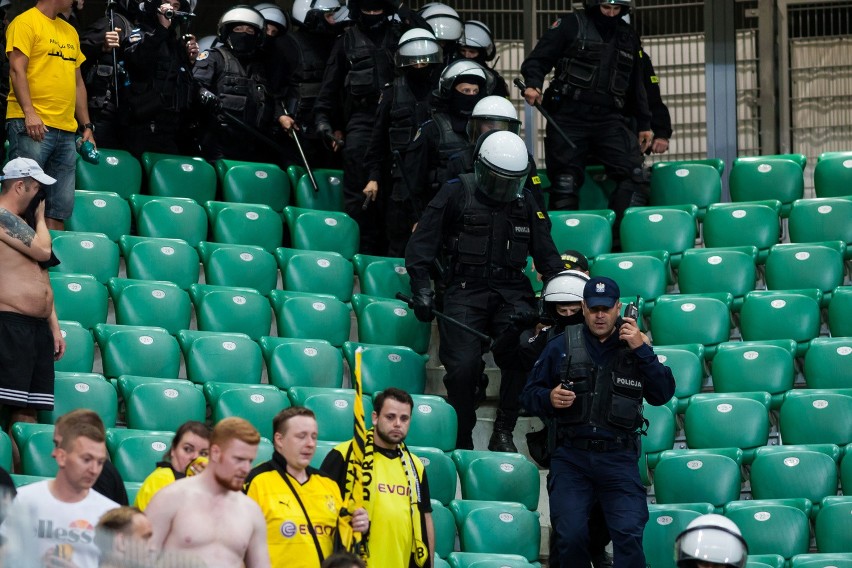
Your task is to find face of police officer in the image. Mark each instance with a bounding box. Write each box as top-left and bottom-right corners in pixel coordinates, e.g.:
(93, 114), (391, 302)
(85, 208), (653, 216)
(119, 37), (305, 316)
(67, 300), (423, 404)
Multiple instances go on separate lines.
(372, 399), (412, 449)
(600, 5), (622, 17)
(274, 415), (318, 474)
(582, 301), (622, 340)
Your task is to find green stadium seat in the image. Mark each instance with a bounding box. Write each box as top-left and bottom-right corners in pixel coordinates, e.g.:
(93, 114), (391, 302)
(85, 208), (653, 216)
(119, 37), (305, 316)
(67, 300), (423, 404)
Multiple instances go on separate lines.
(642, 403), (676, 471)
(283, 206), (360, 260)
(429, 499), (457, 558)
(10, 474), (50, 487)
(67, 190), (131, 241)
(276, 247), (354, 302)
(76, 148), (142, 198)
(177, 330), (263, 385)
(50, 273), (108, 329)
(207, 384), (290, 440)
(789, 198), (852, 258)
(198, 242), (278, 296)
(286, 164), (307, 191)
(124, 482), (142, 505)
(815, 497), (852, 553)
(140, 151), (201, 174)
(112, 432), (174, 482)
(55, 321), (95, 373)
(654, 158), (725, 175)
(447, 552), (535, 568)
(115, 376), (188, 407)
(342, 342), (427, 395)
(804, 338), (852, 389)
(410, 447), (458, 506)
(590, 252), (668, 314)
(548, 211), (613, 260)
(19, 429), (58, 477)
(644, 505), (708, 568)
(286, 387), (373, 442)
(738, 153), (807, 169)
(456, 505), (539, 560)
(0, 431), (12, 472)
(739, 291), (821, 357)
(310, 440), (338, 470)
(255, 437), (274, 467)
(724, 502), (810, 559)
(654, 344), (706, 413)
(293, 168), (345, 212)
(790, 554), (852, 568)
(652, 450), (743, 509)
(206, 201), (284, 254)
(105, 427), (172, 457)
(677, 247), (758, 311)
(750, 445), (840, 506)
(189, 284), (272, 341)
(650, 162), (721, 220)
(729, 158), (804, 216)
(124, 381), (206, 432)
(620, 206), (697, 267)
(353, 254), (411, 300)
(649, 294), (733, 358)
(684, 393), (770, 462)
(222, 163), (290, 212)
(148, 157), (217, 202)
(119, 235), (200, 290)
(128, 195), (208, 248)
(746, 555), (787, 568)
(451, 450), (539, 510)
(94, 324), (181, 379)
(779, 390), (852, 446)
(108, 278), (192, 335)
(813, 154), (852, 198)
(50, 231), (120, 284)
(829, 287), (852, 337)
(703, 201), (782, 263)
(523, 256), (544, 295)
(38, 372), (118, 427)
(448, 498), (526, 525)
(11, 422), (54, 451)
(259, 336), (344, 390)
(405, 395), (457, 452)
(711, 341), (796, 409)
(269, 291), (351, 347)
(350, 294), (430, 354)
(765, 242), (845, 306)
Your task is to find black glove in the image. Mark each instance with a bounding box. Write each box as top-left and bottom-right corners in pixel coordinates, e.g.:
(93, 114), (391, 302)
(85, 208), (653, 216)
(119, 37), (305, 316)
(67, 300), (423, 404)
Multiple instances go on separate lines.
(509, 310), (543, 330)
(411, 288), (435, 323)
(198, 88), (221, 112)
(316, 120), (333, 139)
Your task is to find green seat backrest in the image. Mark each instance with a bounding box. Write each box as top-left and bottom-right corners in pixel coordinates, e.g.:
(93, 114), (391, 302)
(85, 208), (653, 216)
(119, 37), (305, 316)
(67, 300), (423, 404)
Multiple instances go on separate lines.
(50, 273), (108, 329)
(67, 190), (131, 240)
(259, 336), (344, 390)
(76, 148), (142, 198)
(549, 211), (612, 259)
(269, 291), (351, 347)
(222, 163), (289, 212)
(198, 241), (278, 296)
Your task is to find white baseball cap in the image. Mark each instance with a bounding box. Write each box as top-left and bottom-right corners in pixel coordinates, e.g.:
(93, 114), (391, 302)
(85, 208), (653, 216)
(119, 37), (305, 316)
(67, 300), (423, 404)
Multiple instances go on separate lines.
(1, 157), (56, 185)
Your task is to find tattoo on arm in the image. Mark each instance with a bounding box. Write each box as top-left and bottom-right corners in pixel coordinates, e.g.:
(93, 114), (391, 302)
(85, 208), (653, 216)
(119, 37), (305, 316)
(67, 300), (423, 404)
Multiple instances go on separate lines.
(0, 208), (36, 247)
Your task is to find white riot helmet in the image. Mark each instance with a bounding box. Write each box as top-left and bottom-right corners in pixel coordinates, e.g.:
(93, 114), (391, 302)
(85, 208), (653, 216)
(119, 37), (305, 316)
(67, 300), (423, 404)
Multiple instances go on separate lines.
(419, 3), (464, 42)
(467, 96), (521, 143)
(197, 35), (219, 51)
(255, 2), (289, 34)
(292, 0), (341, 27)
(675, 514), (748, 568)
(395, 28), (443, 68)
(474, 131), (529, 202)
(436, 59), (493, 100)
(542, 270), (589, 304)
(217, 5), (266, 47)
(459, 20), (495, 61)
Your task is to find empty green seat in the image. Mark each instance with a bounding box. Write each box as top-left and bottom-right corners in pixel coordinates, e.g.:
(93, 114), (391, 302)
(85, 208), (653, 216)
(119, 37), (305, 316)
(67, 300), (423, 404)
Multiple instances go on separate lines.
(447, 552), (535, 568)
(55, 321), (95, 373)
(779, 390), (852, 446)
(115, 376), (187, 406)
(50, 273), (108, 329)
(112, 432), (175, 482)
(351, 294), (430, 354)
(652, 450), (742, 509)
(129, 195), (208, 248)
(94, 324), (181, 379)
(270, 290), (351, 347)
(353, 254), (411, 299)
(177, 330), (263, 385)
(650, 162), (721, 219)
(293, 168), (345, 212)
(429, 499), (457, 558)
(642, 403), (676, 471)
(684, 393), (770, 462)
(804, 338), (852, 389)
(286, 164), (307, 190)
(0, 431), (11, 472)
(739, 291), (821, 356)
(620, 206), (697, 267)
(789, 198), (852, 258)
(410, 447), (458, 506)
(829, 287), (852, 337)
(677, 247), (758, 311)
(67, 190), (131, 241)
(259, 336), (344, 390)
(644, 505), (707, 568)
(650, 294), (732, 358)
(404, 395), (457, 452)
(703, 201), (781, 263)
(276, 247), (354, 302)
(549, 211), (613, 259)
(451, 450), (539, 510)
(148, 157), (217, 202)
(813, 154), (852, 198)
(198, 241), (278, 296)
(222, 163), (289, 212)
(189, 283), (272, 341)
(815, 497), (852, 553)
(729, 157), (804, 216)
(38, 372), (118, 427)
(654, 345), (705, 413)
(790, 554), (852, 568)
(283, 206), (360, 260)
(590, 252), (668, 313)
(286, 387), (373, 442)
(654, 158), (725, 175)
(750, 445), (840, 505)
(342, 342), (427, 395)
(207, 383), (290, 440)
(124, 380), (206, 431)
(456, 505), (539, 560)
(50, 231), (120, 284)
(76, 148), (141, 198)
(119, 235), (200, 290)
(765, 242), (845, 306)
(712, 341), (796, 409)
(206, 201), (284, 254)
(18, 428), (58, 477)
(724, 502), (810, 559)
(108, 278), (192, 335)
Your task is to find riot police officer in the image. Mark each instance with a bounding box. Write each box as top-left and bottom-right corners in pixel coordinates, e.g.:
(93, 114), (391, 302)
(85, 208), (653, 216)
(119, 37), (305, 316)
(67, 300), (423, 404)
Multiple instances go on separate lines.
(418, 2), (463, 69)
(520, 0), (652, 239)
(456, 20), (509, 97)
(405, 131), (566, 451)
(193, 5), (276, 162)
(520, 276), (674, 568)
(362, 28), (443, 257)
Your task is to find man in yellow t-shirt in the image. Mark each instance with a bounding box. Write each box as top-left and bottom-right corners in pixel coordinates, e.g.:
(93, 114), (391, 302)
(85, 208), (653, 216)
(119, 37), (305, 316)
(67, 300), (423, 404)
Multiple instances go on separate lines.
(244, 407), (369, 568)
(322, 388), (435, 568)
(6, 0), (95, 230)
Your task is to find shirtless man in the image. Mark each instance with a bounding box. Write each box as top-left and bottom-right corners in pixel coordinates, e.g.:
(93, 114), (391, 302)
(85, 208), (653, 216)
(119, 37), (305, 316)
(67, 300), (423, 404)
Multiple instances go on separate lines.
(0, 157), (65, 459)
(145, 417), (271, 568)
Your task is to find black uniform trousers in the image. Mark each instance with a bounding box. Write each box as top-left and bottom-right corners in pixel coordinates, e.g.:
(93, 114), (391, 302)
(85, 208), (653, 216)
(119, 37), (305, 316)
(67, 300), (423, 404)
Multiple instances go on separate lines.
(343, 108), (387, 255)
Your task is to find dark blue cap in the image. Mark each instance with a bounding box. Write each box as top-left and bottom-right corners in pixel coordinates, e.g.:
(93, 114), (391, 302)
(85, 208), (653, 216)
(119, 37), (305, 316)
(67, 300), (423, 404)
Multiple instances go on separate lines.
(583, 276), (620, 308)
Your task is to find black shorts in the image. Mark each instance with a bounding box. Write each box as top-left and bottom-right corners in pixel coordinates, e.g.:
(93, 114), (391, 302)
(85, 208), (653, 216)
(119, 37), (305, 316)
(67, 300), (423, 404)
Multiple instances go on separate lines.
(0, 311), (55, 410)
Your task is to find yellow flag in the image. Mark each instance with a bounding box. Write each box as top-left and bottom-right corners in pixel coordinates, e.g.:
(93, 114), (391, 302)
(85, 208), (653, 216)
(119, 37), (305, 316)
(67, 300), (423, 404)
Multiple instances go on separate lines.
(349, 346), (368, 560)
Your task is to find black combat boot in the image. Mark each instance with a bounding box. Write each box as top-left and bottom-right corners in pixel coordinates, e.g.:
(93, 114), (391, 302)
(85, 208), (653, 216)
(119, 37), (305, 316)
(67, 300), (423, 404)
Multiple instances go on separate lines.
(488, 410), (518, 452)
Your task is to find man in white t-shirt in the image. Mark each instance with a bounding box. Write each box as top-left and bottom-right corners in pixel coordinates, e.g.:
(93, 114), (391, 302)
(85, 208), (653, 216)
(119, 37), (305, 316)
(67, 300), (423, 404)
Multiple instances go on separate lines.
(1, 410), (119, 568)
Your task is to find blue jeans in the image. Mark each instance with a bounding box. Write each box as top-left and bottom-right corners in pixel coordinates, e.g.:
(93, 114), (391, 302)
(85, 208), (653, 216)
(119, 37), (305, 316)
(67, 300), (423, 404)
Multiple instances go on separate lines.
(548, 443), (649, 568)
(6, 119), (76, 220)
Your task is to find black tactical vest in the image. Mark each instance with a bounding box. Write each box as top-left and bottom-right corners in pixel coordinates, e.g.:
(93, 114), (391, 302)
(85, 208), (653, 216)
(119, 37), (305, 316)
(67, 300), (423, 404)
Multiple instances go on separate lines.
(343, 25), (399, 102)
(554, 324), (645, 434)
(84, 13), (133, 111)
(287, 29), (332, 120)
(554, 11), (635, 109)
(215, 47), (271, 129)
(429, 113), (469, 196)
(446, 173), (532, 280)
(388, 76), (432, 152)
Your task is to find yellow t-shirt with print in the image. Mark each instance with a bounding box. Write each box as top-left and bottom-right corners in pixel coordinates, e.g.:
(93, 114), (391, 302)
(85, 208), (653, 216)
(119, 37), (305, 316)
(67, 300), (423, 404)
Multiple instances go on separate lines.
(5, 7), (84, 132)
(134, 466), (178, 512)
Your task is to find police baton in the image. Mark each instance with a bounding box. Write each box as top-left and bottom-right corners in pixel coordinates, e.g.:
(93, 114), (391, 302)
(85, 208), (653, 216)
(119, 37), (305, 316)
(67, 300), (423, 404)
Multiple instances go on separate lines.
(105, 0), (120, 110)
(396, 292), (494, 349)
(514, 78), (577, 150)
(283, 112), (319, 193)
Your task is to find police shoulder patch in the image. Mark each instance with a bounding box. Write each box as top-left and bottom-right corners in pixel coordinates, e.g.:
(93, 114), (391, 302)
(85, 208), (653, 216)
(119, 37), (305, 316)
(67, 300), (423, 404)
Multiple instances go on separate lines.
(531, 175), (541, 185)
(197, 50), (210, 61)
(650, 75), (660, 84)
(537, 211), (545, 220)
(551, 18), (561, 29)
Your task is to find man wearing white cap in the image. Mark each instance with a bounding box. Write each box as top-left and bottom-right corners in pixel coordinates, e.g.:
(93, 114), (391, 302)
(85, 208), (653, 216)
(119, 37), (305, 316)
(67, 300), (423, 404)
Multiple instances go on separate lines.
(0, 157), (65, 456)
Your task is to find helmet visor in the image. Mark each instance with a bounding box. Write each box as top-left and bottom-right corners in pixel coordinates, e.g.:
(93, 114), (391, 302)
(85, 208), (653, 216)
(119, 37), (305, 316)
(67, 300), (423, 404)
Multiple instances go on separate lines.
(467, 117), (522, 142)
(474, 160), (526, 203)
(395, 39), (443, 67)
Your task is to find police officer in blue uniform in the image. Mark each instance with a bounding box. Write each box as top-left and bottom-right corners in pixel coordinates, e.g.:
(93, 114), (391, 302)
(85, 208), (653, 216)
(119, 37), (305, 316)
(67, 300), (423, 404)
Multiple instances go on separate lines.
(521, 276), (674, 568)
